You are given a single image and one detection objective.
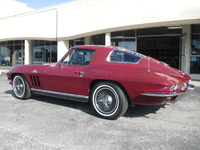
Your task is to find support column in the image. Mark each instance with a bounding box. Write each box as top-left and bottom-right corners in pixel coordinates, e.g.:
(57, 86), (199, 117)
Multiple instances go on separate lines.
(85, 36), (91, 45)
(0, 47), (1, 66)
(105, 32), (111, 46)
(12, 50), (16, 66)
(57, 40), (69, 61)
(181, 25), (191, 75)
(25, 40), (33, 65)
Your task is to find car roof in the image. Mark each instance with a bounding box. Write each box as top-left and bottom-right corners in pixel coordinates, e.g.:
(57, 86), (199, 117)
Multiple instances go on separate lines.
(73, 45), (146, 58)
(72, 45), (116, 52)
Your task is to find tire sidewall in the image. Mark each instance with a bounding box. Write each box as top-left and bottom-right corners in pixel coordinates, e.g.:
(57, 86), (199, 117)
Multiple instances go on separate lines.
(13, 75), (30, 99)
(90, 82), (128, 120)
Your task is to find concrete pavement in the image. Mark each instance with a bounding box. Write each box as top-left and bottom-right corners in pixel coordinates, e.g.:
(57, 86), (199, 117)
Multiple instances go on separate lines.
(0, 73), (200, 150)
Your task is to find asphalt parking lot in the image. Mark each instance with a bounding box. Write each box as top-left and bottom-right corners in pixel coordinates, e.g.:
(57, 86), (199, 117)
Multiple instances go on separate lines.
(0, 74), (200, 150)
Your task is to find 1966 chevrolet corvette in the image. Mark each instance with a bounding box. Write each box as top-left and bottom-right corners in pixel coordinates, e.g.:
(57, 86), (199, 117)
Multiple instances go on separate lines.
(7, 45), (193, 119)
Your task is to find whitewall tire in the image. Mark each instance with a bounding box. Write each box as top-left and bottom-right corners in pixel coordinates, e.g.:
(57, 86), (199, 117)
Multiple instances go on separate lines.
(13, 75), (31, 99)
(90, 82), (128, 120)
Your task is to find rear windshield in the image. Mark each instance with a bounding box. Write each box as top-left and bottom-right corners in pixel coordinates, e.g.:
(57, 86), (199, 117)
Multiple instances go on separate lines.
(107, 49), (144, 63)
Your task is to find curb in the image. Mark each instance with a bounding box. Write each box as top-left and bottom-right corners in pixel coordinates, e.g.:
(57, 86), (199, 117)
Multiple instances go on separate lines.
(0, 70), (9, 74)
(189, 81), (200, 87)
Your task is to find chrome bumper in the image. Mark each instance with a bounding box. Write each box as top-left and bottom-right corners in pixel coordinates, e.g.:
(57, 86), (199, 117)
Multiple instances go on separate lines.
(141, 84), (195, 97)
(141, 93), (180, 97)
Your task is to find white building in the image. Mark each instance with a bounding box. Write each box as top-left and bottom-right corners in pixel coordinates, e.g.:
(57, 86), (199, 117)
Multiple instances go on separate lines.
(0, 0), (34, 18)
(0, 0), (200, 80)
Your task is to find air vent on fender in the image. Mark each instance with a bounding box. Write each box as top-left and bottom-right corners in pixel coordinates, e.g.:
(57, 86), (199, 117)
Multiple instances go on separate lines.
(30, 75), (41, 87)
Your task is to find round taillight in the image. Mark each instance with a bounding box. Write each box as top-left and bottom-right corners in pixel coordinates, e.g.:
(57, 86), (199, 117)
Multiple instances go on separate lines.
(181, 83), (187, 91)
(170, 85), (175, 91)
(174, 84), (179, 90)
(170, 84), (179, 91)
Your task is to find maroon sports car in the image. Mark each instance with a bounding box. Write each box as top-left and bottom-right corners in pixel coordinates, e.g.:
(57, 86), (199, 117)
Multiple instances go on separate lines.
(7, 45), (193, 119)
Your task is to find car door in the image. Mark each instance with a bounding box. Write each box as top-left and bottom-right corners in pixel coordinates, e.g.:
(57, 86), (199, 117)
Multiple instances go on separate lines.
(45, 48), (95, 96)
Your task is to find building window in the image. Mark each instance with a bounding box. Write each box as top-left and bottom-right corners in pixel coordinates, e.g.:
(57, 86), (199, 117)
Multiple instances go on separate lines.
(32, 40), (57, 64)
(91, 34), (105, 45)
(137, 27), (182, 37)
(0, 42), (11, 66)
(0, 40), (24, 66)
(137, 27), (181, 69)
(69, 38), (84, 49)
(111, 30), (136, 51)
(190, 24), (200, 74)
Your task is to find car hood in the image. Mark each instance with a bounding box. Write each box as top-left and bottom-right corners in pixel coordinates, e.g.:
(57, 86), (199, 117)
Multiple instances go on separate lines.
(7, 64), (51, 76)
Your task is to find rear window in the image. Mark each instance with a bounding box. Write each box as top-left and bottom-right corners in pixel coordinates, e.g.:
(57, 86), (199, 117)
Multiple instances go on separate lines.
(107, 49), (144, 63)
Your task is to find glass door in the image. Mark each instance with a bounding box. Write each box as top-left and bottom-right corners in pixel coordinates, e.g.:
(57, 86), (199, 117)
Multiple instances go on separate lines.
(190, 34), (200, 74)
(190, 24), (200, 80)
(14, 41), (25, 65)
(15, 48), (24, 65)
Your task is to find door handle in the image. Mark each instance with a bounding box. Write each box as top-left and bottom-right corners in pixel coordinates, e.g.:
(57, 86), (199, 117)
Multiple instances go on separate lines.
(75, 71), (84, 75)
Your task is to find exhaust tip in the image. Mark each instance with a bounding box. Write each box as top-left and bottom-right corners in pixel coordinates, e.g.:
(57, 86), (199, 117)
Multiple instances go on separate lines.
(188, 84), (195, 90)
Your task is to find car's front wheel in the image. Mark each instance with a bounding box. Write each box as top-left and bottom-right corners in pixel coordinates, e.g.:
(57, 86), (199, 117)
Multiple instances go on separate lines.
(90, 82), (128, 120)
(13, 75), (31, 99)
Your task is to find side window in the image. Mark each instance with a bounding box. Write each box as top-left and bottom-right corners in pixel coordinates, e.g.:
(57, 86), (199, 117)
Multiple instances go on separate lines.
(63, 49), (95, 66)
(108, 49), (142, 63)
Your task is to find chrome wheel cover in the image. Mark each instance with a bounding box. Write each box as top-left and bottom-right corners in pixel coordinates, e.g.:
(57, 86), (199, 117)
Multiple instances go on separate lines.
(92, 85), (119, 117)
(13, 76), (25, 98)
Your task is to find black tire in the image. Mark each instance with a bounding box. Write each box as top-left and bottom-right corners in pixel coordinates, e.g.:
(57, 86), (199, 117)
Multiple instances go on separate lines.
(12, 74), (31, 99)
(90, 82), (128, 120)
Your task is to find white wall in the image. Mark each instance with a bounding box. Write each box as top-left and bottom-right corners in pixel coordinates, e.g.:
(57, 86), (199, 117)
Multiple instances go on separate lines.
(0, 9), (57, 41)
(57, 40), (69, 61)
(57, 0), (200, 40)
(0, 0), (200, 41)
(0, 0), (34, 18)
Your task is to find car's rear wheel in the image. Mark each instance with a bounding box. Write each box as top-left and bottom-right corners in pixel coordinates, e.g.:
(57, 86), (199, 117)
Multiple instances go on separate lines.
(90, 82), (128, 120)
(13, 75), (31, 99)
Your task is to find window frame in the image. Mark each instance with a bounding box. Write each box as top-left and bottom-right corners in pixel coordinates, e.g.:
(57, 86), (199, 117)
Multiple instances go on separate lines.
(106, 48), (144, 64)
(62, 48), (96, 66)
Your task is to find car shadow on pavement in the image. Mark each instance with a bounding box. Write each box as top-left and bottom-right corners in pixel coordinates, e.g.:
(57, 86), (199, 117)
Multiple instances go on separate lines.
(124, 105), (166, 118)
(4, 90), (166, 119)
(32, 94), (95, 115)
(5, 90), (15, 96)
(32, 95), (167, 118)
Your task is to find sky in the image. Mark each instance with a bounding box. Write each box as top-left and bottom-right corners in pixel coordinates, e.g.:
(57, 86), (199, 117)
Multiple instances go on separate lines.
(17, 0), (75, 9)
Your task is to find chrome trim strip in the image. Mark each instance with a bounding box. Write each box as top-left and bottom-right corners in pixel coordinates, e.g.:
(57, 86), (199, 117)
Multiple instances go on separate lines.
(31, 88), (89, 103)
(141, 93), (180, 97)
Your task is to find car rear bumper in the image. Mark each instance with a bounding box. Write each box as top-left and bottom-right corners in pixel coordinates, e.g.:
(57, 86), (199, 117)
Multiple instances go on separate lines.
(138, 84), (195, 105)
(140, 93), (179, 104)
(141, 84), (195, 97)
(141, 93), (180, 97)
